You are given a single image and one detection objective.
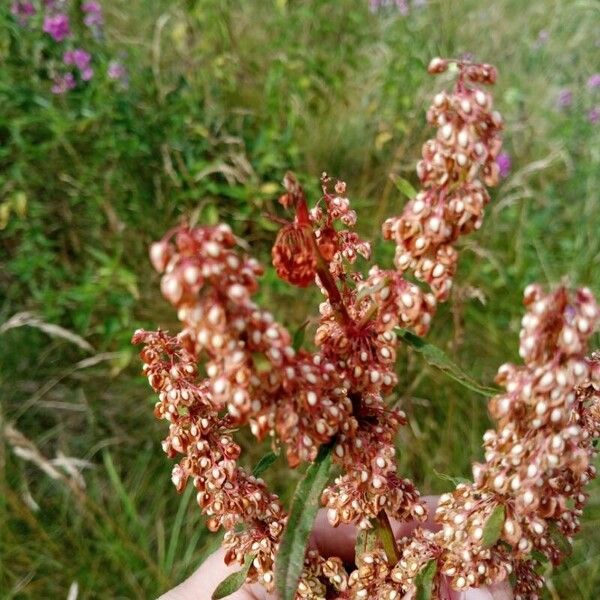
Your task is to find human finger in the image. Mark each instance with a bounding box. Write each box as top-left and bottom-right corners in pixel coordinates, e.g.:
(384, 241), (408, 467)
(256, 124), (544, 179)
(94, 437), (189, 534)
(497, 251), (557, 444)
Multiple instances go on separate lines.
(157, 547), (269, 600)
(310, 495), (441, 562)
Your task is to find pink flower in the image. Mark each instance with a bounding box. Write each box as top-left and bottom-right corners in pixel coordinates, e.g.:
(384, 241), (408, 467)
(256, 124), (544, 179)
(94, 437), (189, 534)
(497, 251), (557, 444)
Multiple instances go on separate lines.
(82, 1), (103, 29)
(64, 49), (94, 82)
(10, 1), (36, 24)
(556, 88), (573, 109)
(588, 107), (600, 124)
(63, 49), (91, 70)
(51, 72), (75, 95)
(496, 151), (512, 178)
(107, 61), (129, 87)
(587, 73), (600, 90)
(43, 14), (70, 42)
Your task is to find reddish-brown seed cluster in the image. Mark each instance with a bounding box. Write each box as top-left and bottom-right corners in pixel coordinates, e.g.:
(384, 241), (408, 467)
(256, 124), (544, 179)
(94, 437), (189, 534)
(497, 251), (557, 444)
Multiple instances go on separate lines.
(312, 175), (371, 278)
(391, 529), (443, 597)
(134, 58), (598, 600)
(132, 329), (286, 590)
(434, 486), (513, 590)
(147, 222), (355, 469)
(362, 267), (437, 337)
(323, 404), (427, 530)
(272, 222), (319, 287)
(383, 58), (503, 302)
(432, 285), (600, 598)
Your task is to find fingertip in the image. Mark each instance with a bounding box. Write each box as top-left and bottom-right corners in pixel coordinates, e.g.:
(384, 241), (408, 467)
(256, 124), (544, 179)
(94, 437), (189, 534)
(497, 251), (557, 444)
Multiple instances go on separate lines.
(389, 495), (442, 540)
(310, 496), (442, 563)
(158, 548), (252, 600)
(310, 509), (357, 563)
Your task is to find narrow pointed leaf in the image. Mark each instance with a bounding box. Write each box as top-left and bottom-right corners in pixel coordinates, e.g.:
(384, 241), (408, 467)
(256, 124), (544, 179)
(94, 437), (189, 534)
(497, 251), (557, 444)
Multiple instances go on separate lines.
(548, 522), (572, 557)
(252, 450), (279, 478)
(292, 320), (310, 351)
(482, 504), (505, 548)
(530, 549), (549, 564)
(355, 524), (378, 556)
(375, 511), (400, 564)
(415, 558), (437, 600)
(275, 444), (333, 600)
(392, 175), (418, 200)
(212, 553), (254, 599)
(396, 328), (498, 397)
(432, 468), (470, 487)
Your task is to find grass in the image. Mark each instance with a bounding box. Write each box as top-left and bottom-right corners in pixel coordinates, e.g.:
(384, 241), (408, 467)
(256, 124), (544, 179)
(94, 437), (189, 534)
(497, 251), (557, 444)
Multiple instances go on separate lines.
(1, 0), (600, 598)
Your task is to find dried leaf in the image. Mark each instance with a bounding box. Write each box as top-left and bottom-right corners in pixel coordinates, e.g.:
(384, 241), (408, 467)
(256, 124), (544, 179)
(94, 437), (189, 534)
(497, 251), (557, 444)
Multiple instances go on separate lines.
(0, 311), (94, 352)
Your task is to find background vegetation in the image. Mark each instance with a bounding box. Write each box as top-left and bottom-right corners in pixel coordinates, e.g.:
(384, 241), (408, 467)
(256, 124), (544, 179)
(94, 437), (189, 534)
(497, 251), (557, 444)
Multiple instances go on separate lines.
(1, 0), (599, 598)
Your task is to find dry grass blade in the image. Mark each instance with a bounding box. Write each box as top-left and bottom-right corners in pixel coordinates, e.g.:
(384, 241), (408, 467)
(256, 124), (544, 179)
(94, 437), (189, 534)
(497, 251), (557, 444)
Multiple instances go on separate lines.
(3, 423), (88, 501)
(14, 351), (123, 421)
(0, 312), (94, 353)
(66, 582), (79, 600)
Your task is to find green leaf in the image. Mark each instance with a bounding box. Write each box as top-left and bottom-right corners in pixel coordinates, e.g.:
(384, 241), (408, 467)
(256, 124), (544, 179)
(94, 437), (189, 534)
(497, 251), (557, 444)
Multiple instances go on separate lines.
(396, 328), (498, 397)
(275, 444), (333, 600)
(374, 511), (400, 564)
(548, 523), (573, 557)
(212, 553), (254, 600)
(252, 450), (279, 478)
(355, 524), (378, 556)
(292, 320), (310, 351)
(392, 175), (418, 200)
(482, 504), (505, 548)
(530, 549), (549, 564)
(432, 468), (470, 487)
(415, 559), (437, 600)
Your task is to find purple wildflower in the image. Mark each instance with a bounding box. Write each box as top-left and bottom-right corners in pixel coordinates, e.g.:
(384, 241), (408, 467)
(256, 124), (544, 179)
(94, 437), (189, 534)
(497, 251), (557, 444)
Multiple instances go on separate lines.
(82, 1), (103, 29)
(556, 88), (573, 109)
(43, 14), (70, 42)
(496, 152), (512, 178)
(588, 107), (600, 125)
(10, 1), (36, 24)
(64, 49), (90, 70)
(587, 74), (600, 91)
(51, 72), (76, 95)
(107, 60), (129, 87)
(64, 49), (94, 81)
(395, 0), (410, 15)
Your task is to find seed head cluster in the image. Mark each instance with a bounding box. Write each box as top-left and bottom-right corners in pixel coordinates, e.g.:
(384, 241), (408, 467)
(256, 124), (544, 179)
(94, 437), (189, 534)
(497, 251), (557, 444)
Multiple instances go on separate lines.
(133, 58), (598, 599)
(432, 285), (600, 598)
(383, 59), (502, 302)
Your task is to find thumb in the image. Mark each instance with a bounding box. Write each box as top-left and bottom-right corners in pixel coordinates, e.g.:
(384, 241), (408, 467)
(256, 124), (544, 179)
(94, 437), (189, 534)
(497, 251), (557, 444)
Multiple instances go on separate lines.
(157, 548), (264, 600)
